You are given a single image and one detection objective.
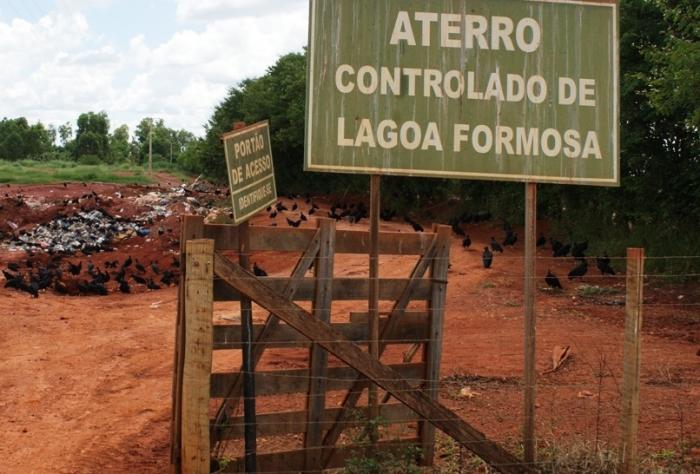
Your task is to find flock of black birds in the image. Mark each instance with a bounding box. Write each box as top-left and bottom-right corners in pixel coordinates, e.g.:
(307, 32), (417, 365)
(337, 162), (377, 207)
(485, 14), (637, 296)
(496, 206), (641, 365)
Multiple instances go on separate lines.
(470, 220), (617, 290)
(266, 194), (385, 228)
(2, 253), (180, 298)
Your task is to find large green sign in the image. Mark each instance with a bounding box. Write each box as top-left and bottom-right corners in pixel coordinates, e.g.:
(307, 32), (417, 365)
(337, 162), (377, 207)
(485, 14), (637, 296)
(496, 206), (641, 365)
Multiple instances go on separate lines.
(223, 121), (277, 224)
(305, 0), (619, 186)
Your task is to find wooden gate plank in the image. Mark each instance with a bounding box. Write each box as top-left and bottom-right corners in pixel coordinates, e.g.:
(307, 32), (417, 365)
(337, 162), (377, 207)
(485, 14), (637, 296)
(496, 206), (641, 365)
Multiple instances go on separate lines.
(203, 224), (433, 255)
(213, 277), (432, 301)
(181, 239), (214, 474)
(305, 218), (336, 471)
(211, 363), (425, 398)
(420, 225), (451, 465)
(213, 256), (529, 474)
(171, 215), (205, 472)
(212, 314), (430, 350)
(217, 403), (418, 440)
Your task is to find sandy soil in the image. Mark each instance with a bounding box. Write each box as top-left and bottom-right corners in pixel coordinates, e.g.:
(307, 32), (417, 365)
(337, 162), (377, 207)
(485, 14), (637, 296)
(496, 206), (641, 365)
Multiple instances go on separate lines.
(0, 182), (698, 473)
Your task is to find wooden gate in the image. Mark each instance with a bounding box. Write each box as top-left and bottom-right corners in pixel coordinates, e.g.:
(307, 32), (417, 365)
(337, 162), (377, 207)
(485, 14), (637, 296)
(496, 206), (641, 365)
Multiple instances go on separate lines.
(170, 215), (527, 473)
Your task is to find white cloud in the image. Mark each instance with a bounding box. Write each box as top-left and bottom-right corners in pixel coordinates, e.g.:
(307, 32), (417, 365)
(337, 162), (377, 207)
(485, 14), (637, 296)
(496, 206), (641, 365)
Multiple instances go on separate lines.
(0, 2), (309, 136)
(176, 0), (307, 22)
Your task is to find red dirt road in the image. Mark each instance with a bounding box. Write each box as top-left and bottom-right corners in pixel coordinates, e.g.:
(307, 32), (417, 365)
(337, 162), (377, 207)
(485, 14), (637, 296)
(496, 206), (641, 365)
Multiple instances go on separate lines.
(0, 187), (698, 473)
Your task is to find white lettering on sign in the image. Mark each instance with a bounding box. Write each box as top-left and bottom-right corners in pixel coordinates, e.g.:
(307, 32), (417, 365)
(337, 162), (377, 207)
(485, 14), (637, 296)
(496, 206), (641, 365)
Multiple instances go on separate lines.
(558, 77), (598, 106)
(233, 133), (265, 160)
(390, 11), (541, 53)
(238, 182), (273, 211)
(338, 117), (443, 151)
(452, 123), (602, 159)
(335, 65), (549, 104)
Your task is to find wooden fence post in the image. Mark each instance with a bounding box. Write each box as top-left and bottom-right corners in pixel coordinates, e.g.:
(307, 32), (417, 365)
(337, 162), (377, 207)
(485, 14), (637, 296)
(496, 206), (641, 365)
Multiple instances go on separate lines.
(181, 239), (214, 474)
(619, 247), (644, 474)
(523, 182), (537, 465)
(304, 218), (336, 472)
(171, 216), (205, 472)
(420, 224), (451, 465)
(368, 175), (381, 446)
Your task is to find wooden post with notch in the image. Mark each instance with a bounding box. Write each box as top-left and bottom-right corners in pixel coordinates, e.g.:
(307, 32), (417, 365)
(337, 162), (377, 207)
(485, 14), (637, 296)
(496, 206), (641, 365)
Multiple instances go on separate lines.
(619, 247), (644, 474)
(181, 239), (214, 474)
(523, 182), (537, 465)
(304, 218), (336, 472)
(171, 215), (205, 472)
(368, 175), (381, 445)
(419, 224), (451, 465)
(238, 221), (257, 472)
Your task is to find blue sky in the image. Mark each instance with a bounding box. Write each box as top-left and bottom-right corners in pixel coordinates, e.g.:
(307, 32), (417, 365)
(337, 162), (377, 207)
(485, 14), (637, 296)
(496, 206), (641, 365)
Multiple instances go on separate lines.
(0, 0), (309, 137)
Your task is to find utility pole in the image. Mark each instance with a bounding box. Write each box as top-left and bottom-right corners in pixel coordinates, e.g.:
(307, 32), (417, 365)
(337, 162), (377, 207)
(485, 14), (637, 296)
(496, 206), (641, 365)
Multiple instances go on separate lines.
(170, 140), (173, 164)
(148, 121), (153, 176)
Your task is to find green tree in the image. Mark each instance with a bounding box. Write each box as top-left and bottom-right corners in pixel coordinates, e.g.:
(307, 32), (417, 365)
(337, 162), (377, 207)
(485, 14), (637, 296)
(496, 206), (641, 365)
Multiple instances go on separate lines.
(0, 117), (53, 160)
(134, 117), (172, 164)
(74, 111), (110, 160)
(109, 124), (131, 163)
(58, 122), (73, 148)
(0, 131), (24, 160)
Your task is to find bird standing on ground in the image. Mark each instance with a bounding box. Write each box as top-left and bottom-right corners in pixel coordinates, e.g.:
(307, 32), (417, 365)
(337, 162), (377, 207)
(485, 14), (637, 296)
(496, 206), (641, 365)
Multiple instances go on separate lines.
(462, 235), (471, 248)
(554, 243), (571, 257)
(536, 233), (546, 247)
(253, 262), (268, 277)
(68, 261), (82, 275)
(503, 231), (518, 247)
(135, 260), (147, 274)
(286, 217), (301, 228)
(482, 247), (493, 268)
(568, 260), (588, 279)
(545, 270), (563, 289)
(572, 241), (588, 259)
(490, 237), (503, 253)
(596, 254), (616, 276)
(119, 279), (131, 294)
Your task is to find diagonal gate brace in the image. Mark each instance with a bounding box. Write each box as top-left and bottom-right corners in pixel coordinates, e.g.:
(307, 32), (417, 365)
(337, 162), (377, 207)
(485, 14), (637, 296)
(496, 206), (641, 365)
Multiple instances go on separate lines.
(213, 254), (531, 474)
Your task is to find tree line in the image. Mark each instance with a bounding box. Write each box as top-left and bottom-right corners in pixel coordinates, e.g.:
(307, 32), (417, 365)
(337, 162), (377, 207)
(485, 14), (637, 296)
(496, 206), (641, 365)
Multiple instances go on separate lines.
(0, 111), (195, 166)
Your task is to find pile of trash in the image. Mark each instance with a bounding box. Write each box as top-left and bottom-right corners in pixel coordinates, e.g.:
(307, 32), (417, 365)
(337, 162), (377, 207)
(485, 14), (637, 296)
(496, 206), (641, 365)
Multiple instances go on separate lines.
(9, 210), (149, 254)
(130, 186), (212, 218)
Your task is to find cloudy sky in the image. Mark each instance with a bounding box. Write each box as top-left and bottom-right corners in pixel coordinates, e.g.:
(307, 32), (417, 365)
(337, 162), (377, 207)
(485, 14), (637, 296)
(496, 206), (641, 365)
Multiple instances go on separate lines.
(0, 0), (309, 137)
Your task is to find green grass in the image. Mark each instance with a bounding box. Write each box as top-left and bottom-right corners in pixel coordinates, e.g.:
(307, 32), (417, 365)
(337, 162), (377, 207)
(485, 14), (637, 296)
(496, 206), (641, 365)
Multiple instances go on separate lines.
(0, 159), (155, 185)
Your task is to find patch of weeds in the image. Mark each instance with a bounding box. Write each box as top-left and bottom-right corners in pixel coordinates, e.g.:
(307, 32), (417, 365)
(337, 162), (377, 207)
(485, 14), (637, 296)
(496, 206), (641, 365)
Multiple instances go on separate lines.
(341, 414), (422, 474)
(537, 439), (618, 473)
(577, 284), (621, 297)
(480, 281), (496, 289)
(643, 448), (689, 473)
(646, 365), (684, 386)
